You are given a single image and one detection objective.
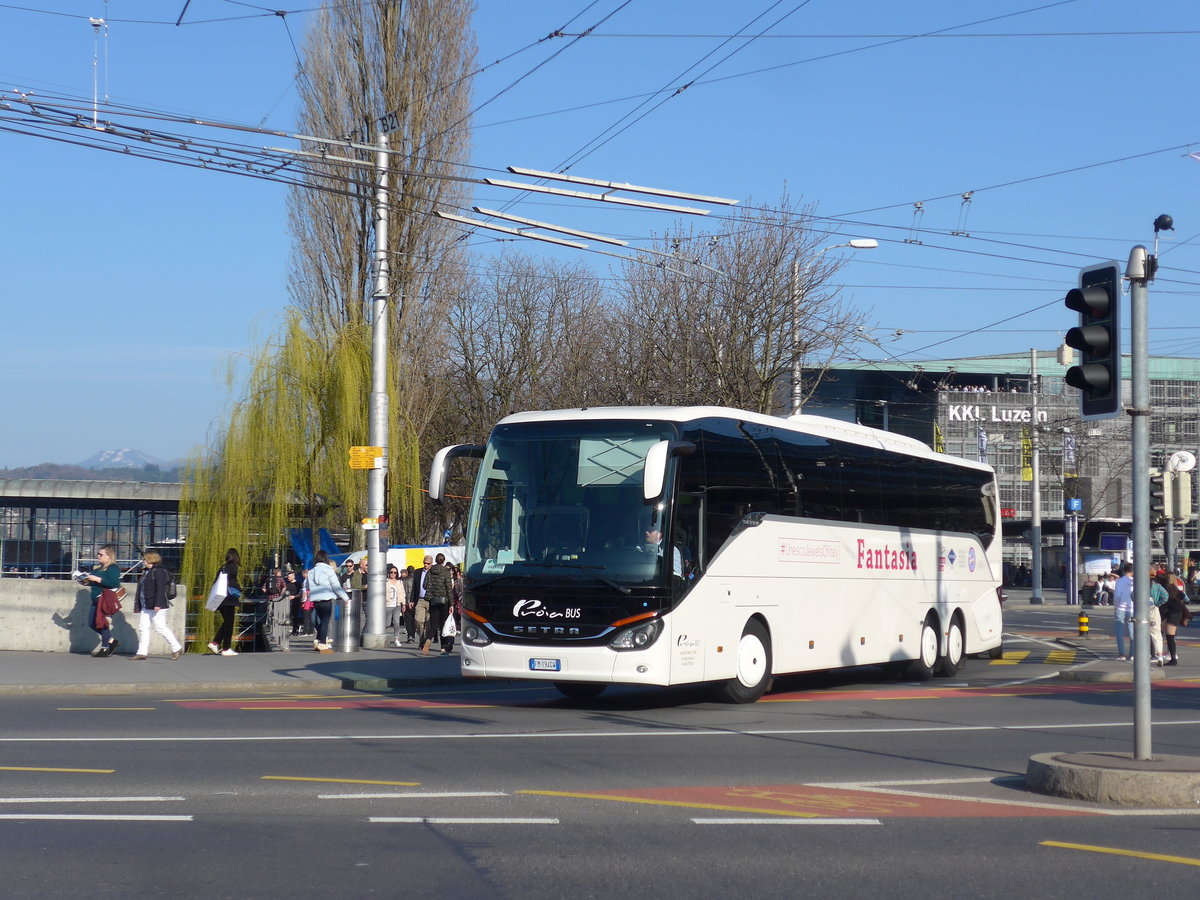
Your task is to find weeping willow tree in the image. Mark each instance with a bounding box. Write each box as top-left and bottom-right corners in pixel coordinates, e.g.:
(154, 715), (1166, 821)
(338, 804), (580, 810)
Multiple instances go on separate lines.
(181, 0), (474, 645)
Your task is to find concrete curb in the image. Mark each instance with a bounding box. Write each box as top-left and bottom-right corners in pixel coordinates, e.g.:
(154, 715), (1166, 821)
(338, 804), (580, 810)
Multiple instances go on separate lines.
(1054, 660), (1166, 683)
(1027, 751), (1200, 807)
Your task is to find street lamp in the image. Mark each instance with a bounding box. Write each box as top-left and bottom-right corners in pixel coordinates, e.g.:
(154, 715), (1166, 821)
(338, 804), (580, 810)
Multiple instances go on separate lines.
(791, 238), (878, 416)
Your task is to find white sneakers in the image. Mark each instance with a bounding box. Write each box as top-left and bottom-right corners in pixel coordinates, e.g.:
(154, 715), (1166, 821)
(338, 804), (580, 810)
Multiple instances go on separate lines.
(220, 648), (238, 656)
(207, 642), (220, 654)
(208, 642), (238, 656)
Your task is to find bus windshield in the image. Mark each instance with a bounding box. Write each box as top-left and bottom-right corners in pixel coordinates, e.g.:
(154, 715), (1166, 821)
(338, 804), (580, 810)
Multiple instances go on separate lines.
(465, 419), (676, 586)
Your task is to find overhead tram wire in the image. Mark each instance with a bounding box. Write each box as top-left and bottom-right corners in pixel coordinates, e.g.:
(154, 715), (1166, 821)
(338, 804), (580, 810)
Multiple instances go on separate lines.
(547, 0), (816, 176)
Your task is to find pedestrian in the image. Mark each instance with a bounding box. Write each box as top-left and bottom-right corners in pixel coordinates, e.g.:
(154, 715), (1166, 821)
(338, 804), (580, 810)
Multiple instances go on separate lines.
(82, 544), (122, 657)
(1148, 568), (1168, 665)
(207, 548), (243, 656)
(351, 557), (368, 634)
(402, 565), (417, 643)
(284, 569), (304, 635)
(385, 564), (405, 647)
(423, 552), (454, 656)
(304, 549), (348, 652)
(1159, 572), (1191, 666)
(132, 550), (183, 661)
(412, 555), (433, 652)
(1112, 563), (1134, 661)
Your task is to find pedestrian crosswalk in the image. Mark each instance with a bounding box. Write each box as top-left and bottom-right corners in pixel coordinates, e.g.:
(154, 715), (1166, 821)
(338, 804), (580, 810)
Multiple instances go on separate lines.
(988, 649), (1080, 666)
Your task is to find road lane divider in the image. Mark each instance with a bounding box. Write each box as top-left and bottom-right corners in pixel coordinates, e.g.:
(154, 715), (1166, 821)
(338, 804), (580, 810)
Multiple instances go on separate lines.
(0, 814), (191, 821)
(370, 817), (557, 824)
(0, 796), (183, 803)
(693, 818), (881, 825)
(319, 791), (506, 799)
(0, 766), (113, 773)
(1041, 840), (1200, 867)
(262, 775), (420, 786)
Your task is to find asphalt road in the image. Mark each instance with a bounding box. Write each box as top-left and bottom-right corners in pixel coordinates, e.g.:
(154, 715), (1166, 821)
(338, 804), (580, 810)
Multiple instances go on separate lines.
(2, 626), (1199, 900)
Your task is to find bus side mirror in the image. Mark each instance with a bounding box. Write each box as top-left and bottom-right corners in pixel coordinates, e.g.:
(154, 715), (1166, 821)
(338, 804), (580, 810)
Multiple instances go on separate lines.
(428, 444), (484, 504)
(643, 440), (695, 504)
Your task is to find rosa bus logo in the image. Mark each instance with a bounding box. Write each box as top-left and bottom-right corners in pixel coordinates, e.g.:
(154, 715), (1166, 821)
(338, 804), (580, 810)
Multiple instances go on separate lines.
(1000, 507), (1016, 519)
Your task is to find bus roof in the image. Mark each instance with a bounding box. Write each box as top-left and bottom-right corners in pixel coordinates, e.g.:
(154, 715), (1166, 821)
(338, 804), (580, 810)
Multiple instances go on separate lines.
(494, 405), (994, 474)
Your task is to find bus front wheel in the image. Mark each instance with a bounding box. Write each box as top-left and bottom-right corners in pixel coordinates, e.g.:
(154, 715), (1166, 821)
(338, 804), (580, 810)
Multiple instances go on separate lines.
(715, 620), (773, 703)
(907, 619), (939, 680)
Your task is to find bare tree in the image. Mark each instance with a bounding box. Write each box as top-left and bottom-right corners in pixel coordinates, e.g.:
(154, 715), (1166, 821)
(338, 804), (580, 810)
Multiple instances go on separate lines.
(613, 195), (871, 414)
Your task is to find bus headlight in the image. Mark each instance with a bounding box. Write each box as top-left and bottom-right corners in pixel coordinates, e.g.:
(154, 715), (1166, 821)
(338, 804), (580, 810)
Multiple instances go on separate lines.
(607, 618), (662, 652)
(462, 621), (492, 647)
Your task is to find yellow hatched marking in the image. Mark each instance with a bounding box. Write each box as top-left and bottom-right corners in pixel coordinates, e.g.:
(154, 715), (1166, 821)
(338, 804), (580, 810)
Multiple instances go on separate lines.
(1042, 841), (1200, 868)
(0, 766), (113, 774)
(519, 789), (821, 818)
(1044, 650), (1076, 664)
(989, 650), (1030, 666)
(262, 776), (420, 786)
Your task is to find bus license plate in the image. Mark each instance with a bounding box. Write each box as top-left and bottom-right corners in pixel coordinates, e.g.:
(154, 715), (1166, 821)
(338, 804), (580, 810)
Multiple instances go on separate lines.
(529, 658), (561, 672)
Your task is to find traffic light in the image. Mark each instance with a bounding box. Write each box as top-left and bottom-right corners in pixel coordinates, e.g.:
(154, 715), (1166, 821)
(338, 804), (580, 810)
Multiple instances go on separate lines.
(1149, 468), (1174, 523)
(1174, 471), (1193, 525)
(1064, 262), (1121, 420)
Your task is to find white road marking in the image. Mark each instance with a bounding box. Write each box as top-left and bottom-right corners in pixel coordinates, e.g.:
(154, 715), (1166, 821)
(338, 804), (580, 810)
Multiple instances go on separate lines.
(1, 719), (1199, 743)
(0, 814), (192, 821)
(0, 796), (184, 803)
(805, 777), (1200, 816)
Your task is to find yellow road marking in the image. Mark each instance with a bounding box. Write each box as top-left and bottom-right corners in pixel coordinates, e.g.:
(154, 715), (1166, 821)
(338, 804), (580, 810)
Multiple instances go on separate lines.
(0, 766), (113, 774)
(262, 776), (420, 786)
(518, 789), (821, 818)
(1041, 840), (1200, 867)
(1045, 650), (1076, 664)
(240, 707), (343, 710)
(990, 650), (1030, 665)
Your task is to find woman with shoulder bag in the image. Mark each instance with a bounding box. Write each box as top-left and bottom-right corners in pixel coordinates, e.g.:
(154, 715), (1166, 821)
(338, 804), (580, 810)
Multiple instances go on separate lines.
(1160, 573), (1190, 666)
(83, 544), (122, 657)
(207, 548), (242, 656)
(132, 550), (183, 661)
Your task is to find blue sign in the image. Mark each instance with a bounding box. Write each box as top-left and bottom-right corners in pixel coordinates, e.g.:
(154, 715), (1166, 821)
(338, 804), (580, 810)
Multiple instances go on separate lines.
(1066, 498), (1082, 512)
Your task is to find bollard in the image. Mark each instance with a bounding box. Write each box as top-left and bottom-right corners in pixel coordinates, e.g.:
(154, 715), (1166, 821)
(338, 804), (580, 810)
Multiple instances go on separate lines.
(1078, 608), (1089, 637)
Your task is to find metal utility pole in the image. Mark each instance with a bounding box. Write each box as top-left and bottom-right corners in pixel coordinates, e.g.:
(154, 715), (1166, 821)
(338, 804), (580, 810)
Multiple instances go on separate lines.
(1029, 348), (1044, 604)
(362, 133), (391, 650)
(1126, 243), (1155, 759)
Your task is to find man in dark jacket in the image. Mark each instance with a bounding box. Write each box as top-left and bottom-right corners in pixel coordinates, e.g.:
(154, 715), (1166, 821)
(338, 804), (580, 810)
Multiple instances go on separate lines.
(422, 553), (454, 655)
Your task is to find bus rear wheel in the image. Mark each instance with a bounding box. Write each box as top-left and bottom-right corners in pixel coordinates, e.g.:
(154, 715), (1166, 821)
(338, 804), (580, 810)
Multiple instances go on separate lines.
(907, 619), (939, 680)
(715, 620), (772, 703)
(554, 682), (607, 701)
(936, 618), (965, 677)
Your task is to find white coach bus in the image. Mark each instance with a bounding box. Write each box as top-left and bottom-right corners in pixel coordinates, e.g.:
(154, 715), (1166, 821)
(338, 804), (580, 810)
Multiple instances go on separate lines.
(429, 406), (1003, 703)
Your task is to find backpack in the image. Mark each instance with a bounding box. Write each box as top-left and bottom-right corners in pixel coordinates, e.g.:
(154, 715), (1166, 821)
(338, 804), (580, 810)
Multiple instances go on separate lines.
(163, 567), (177, 601)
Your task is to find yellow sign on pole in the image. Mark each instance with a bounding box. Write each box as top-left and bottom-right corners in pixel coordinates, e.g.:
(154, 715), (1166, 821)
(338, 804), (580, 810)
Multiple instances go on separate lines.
(349, 446), (384, 469)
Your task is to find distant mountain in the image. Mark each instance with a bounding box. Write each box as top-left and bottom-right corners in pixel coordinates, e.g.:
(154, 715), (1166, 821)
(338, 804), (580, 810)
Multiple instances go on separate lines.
(0, 454), (184, 483)
(77, 448), (167, 470)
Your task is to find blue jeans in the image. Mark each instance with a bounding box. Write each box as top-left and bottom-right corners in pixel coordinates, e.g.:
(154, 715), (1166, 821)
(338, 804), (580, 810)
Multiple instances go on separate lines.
(1114, 614), (1132, 657)
(88, 597), (112, 647)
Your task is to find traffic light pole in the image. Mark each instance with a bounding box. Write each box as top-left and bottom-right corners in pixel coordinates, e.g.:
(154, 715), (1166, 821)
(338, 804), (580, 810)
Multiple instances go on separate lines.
(1127, 245), (1152, 760)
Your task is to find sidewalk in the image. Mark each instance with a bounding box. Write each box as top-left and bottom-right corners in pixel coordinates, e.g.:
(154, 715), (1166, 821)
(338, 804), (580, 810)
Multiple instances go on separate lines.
(0, 636), (464, 695)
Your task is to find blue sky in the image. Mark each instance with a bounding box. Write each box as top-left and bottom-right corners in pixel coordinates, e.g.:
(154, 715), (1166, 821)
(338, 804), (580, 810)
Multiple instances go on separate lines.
(1, 0), (1197, 468)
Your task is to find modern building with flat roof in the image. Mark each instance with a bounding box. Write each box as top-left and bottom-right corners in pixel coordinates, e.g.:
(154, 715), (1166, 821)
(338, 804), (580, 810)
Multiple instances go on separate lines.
(0, 478), (182, 578)
(804, 351), (1200, 574)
